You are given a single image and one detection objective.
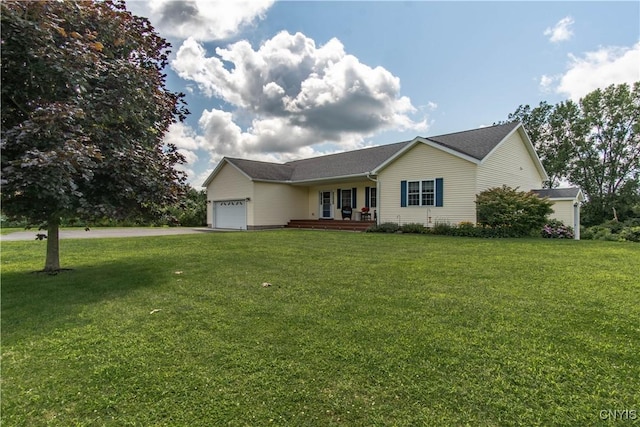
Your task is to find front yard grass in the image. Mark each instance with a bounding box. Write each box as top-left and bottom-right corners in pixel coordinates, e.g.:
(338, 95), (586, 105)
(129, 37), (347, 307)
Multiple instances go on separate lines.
(2, 231), (639, 426)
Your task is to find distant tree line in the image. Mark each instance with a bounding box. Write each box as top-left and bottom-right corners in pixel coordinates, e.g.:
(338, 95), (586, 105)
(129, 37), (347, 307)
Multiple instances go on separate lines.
(503, 82), (640, 226)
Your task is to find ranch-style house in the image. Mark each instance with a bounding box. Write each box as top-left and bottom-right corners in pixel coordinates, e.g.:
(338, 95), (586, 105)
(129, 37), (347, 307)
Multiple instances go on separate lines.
(203, 122), (583, 237)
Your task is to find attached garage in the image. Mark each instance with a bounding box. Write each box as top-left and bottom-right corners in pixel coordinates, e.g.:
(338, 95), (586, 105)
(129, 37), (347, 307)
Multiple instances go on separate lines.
(213, 200), (247, 230)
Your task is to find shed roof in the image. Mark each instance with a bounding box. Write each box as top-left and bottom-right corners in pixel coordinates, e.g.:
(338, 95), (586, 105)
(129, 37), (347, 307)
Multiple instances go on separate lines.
(531, 188), (583, 200)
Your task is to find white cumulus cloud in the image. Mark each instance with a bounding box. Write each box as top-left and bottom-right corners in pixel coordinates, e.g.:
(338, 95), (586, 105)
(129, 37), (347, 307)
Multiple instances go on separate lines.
(556, 42), (640, 100)
(126, 0), (274, 42)
(539, 74), (557, 92)
(172, 31), (427, 162)
(544, 16), (575, 43)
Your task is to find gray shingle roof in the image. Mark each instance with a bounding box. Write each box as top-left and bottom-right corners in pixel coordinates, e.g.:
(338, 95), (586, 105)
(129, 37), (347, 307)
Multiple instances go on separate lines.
(225, 158), (295, 181)
(216, 122), (522, 183)
(427, 122), (519, 160)
(531, 188), (582, 199)
(287, 141), (410, 181)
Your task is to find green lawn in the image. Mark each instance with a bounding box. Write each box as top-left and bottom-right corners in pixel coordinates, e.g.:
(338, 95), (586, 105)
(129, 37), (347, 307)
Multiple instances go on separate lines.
(2, 231), (639, 426)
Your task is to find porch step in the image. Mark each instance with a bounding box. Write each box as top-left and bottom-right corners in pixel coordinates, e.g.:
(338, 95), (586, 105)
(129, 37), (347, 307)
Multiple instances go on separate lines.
(285, 219), (375, 232)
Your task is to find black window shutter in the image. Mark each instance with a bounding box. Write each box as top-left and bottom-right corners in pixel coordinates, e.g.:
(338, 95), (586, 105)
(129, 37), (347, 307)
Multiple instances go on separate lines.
(351, 188), (357, 208)
(401, 181), (407, 207)
(436, 178), (444, 207)
(365, 187), (370, 208)
(337, 189), (342, 209)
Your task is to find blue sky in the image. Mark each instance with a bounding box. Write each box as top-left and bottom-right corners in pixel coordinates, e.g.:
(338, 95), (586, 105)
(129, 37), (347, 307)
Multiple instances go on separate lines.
(125, 1), (639, 188)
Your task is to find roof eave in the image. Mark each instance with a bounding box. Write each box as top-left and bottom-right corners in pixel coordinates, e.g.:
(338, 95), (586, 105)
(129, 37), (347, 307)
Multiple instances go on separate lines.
(290, 172), (371, 185)
(202, 158), (254, 187)
(252, 178), (292, 184)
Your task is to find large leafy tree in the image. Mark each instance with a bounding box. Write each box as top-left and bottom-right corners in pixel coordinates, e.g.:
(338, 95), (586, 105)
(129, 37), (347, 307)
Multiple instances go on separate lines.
(1, 0), (189, 272)
(506, 82), (640, 225)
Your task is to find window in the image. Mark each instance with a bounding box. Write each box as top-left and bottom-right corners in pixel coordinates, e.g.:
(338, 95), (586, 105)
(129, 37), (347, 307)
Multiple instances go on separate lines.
(401, 179), (443, 207)
(408, 180), (435, 206)
(408, 181), (420, 206)
(422, 180), (434, 206)
(341, 189), (352, 208)
(370, 187), (377, 208)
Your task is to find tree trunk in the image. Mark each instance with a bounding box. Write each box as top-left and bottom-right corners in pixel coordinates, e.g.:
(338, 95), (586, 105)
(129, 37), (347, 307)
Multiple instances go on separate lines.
(44, 217), (61, 272)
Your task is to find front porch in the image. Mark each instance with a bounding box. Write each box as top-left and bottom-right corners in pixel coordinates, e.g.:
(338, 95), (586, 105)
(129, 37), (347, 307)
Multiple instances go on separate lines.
(285, 219), (375, 232)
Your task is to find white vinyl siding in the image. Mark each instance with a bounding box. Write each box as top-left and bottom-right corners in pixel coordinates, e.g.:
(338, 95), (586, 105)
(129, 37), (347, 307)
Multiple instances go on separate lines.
(378, 142), (477, 225)
(476, 129), (544, 193)
(252, 182), (307, 227)
(548, 199), (575, 227)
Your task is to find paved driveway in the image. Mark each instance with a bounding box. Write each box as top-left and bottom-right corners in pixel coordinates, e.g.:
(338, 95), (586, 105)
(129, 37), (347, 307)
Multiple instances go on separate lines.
(1, 227), (214, 241)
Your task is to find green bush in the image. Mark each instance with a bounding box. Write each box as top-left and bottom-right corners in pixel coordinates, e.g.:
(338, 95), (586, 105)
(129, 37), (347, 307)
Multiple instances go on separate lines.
(366, 222), (400, 233)
(432, 221), (455, 235)
(582, 221), (640, 242)
(603, 219), (625, 234)
(624, 217), (640, 227)
(400, 223), (428, 234)
(455, 221), (483, 237)
(431, 221), (525, 238)
(476, 186), (553, 237)
(620, 226), (640, 242)
(0, 213), (29, 228)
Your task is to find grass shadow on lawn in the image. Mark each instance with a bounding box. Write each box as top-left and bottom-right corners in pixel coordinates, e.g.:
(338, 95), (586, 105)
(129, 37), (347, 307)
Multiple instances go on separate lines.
(1, 255), (169, 343)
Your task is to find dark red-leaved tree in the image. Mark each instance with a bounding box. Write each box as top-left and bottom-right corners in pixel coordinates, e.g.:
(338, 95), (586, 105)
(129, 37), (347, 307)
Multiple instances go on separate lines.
(1, 0), (189, 272)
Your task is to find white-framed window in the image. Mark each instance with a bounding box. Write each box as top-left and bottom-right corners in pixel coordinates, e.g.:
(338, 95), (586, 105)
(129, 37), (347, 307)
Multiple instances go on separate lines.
(369, 187), (377, 208)
(408, 181), (420, 206)
(408, 180), (435, 206)
(421, 180), (435, 206)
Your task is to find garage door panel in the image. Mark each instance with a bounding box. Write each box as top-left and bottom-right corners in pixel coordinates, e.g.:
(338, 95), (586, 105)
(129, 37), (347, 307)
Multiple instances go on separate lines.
(214, 200), (246, 230)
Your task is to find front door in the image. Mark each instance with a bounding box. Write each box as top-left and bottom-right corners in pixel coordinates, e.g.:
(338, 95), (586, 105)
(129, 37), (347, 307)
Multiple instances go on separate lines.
(320, 191), (333, 219)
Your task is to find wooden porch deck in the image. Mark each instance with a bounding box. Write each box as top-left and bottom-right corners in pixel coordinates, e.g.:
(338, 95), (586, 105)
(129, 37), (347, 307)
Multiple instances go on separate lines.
(285, 219), (375, 232)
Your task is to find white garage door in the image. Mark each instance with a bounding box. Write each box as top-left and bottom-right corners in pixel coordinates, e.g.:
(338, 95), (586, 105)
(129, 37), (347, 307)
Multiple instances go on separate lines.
(214, 200), (247, 230)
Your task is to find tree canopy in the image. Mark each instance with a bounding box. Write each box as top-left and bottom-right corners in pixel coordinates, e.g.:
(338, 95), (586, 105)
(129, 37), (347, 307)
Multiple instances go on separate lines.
(1, 0), (189, 272)
(506, 82), (640, 225)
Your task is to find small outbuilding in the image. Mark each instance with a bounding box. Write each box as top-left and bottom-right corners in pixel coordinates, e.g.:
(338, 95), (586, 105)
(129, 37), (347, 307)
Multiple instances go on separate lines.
(532, 188), (584, 240)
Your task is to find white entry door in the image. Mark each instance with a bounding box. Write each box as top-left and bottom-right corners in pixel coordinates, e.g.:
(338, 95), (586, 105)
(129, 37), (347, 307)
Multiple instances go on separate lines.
(319, 191), (333, 219)
(214, 200), (247, 229)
